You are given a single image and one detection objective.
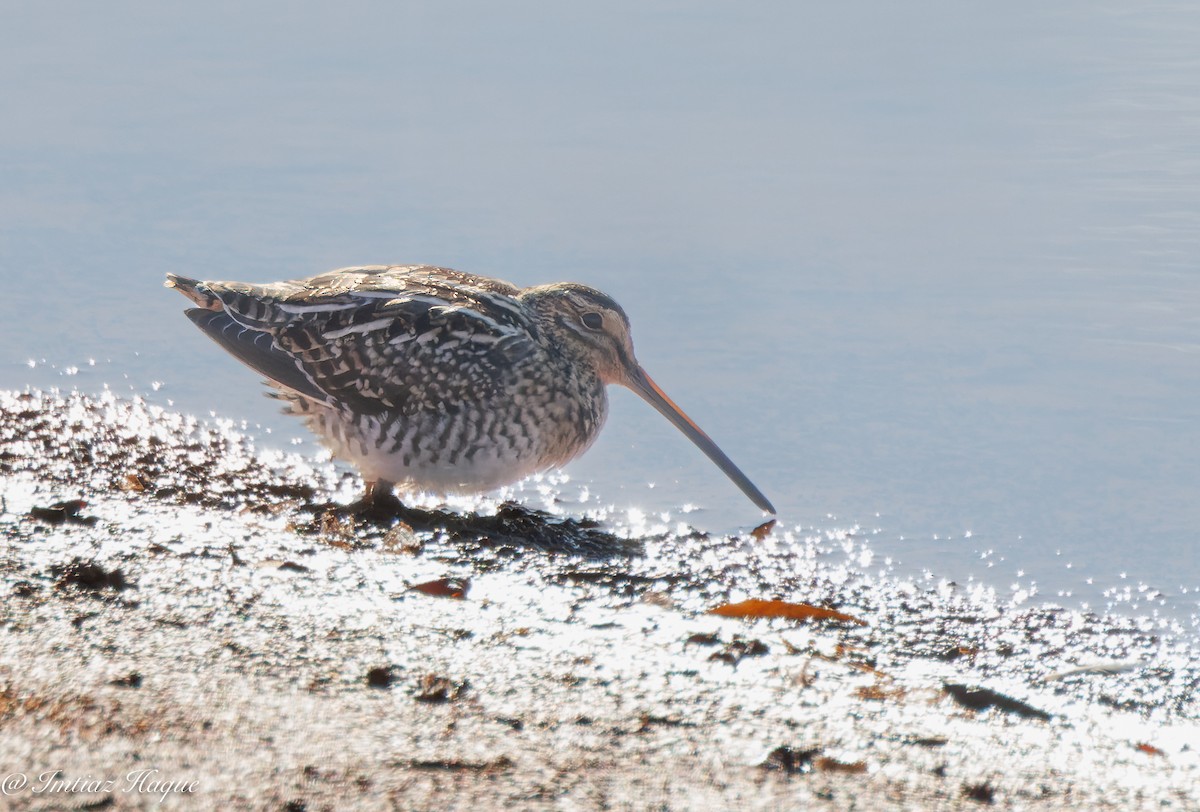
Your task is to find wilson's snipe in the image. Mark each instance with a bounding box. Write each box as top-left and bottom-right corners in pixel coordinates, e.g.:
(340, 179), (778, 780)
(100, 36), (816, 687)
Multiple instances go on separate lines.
(166, 265), (774, 514)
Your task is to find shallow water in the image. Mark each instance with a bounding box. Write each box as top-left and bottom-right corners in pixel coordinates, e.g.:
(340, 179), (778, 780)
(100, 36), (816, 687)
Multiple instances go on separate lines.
(3, 2), (1200, 624)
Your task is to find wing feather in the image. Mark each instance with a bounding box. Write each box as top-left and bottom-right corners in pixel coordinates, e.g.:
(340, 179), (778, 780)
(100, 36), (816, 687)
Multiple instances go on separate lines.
(184, 309), (331, 403)
(189, 266), (536, 414)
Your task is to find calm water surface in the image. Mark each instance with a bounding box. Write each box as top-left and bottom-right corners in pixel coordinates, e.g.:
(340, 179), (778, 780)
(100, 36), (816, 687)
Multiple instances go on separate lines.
(3, 3), (1199, 624)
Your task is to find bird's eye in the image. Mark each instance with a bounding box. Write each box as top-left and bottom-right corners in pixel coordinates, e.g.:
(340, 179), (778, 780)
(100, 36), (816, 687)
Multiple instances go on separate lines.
(580, 312), (604, 330)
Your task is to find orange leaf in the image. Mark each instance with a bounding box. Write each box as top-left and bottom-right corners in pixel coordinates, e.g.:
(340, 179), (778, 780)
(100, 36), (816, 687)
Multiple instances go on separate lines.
(409, 578), (470, 599)
(708, 599), (865, 625)
(119, 473), (147, 492)
(1135, 743), (1165, 757)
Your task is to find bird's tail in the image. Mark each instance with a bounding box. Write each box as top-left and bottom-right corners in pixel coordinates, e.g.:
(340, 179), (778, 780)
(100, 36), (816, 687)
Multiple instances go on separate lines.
(164, 273), (221, 310)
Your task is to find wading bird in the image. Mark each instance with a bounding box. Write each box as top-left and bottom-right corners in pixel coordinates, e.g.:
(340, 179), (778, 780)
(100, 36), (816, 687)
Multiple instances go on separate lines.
(166, 265), (773, 514)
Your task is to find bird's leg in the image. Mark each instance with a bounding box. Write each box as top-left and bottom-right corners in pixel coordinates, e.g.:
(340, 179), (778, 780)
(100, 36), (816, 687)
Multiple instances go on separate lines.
(345, 479), (406, 520)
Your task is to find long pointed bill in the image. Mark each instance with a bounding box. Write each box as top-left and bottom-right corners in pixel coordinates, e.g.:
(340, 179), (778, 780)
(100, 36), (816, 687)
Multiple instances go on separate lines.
(623, 364), (776, 514)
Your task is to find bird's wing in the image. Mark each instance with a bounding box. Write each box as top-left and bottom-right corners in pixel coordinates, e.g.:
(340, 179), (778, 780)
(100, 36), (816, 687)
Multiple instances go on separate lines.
(184, 266), (538, 414)
(184, 308), (333, 403)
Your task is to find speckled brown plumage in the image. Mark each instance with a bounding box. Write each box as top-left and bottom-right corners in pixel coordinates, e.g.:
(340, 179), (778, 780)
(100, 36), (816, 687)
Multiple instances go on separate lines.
(166, 264), (773, 513)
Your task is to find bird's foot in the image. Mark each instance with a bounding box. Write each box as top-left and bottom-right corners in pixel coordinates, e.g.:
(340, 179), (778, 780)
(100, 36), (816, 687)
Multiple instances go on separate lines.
(340, 480), (407, 523)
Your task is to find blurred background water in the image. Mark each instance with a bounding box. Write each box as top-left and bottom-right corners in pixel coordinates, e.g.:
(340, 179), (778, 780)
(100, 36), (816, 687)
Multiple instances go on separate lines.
(3, 2), (1199, 625)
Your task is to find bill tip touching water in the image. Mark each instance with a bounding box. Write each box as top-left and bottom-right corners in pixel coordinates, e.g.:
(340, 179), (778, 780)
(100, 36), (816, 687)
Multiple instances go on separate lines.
(165, 265), (775, 516)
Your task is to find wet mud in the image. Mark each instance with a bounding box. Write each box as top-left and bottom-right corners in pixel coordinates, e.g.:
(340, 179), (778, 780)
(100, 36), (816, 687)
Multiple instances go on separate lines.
(1, 389), (1198, 810)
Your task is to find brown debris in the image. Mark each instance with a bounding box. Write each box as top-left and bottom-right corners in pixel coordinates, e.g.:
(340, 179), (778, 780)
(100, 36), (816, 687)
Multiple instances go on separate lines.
(109, 673), (143, 689)
(943, 683), (1052, 721)
(815, 756), (868, 774)
(707, 636), (769, 666)
(51, 559), (130, 592)
(855, 684), (907, 702)
(636, 713), (696, 732)
(29, 499), (97, 526)
(907, 736), (949, 748)
(119, 473), (148, 492)
(403, 756), (513, 773)
(366, 666), (399, 689)
(759, 746), (866, 776)
(963, 781), (996, 804)
(408, 577), (470, 599)
(759, 745), (821, 775)
(382, 521), (422, 554)
(319, 511), (357, 546)
(708, 598), (865, 625)
(684, 632), (722, 647)
(413, 674), (469, 703)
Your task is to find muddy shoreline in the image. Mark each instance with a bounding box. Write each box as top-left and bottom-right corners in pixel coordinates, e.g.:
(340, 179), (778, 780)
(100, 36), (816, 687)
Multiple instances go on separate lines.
(2, 389), (1197, 810)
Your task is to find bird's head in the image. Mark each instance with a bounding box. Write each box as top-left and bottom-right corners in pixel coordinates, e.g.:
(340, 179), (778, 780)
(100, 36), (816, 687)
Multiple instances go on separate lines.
(521, 283), (636, 385)
(520, 282), (775, 514)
